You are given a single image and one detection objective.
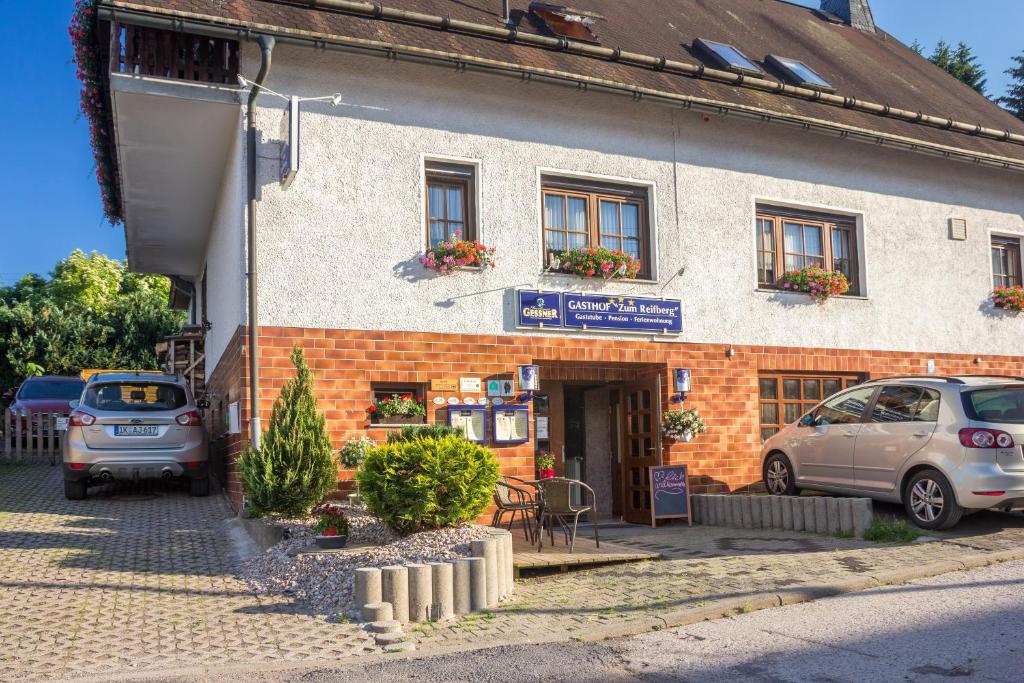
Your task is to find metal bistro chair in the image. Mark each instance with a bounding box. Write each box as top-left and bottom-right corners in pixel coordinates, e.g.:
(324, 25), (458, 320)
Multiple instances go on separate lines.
(534, 477), (599, 553)
(492, 477), (539, 541)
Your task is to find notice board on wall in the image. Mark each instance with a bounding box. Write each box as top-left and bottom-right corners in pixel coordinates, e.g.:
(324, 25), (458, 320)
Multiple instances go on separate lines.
(648, 464), (692, 528)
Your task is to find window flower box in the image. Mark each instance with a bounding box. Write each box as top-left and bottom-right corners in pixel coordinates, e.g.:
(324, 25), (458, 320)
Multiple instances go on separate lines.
(555, 247), (641, 279)
(779, 266), (849, 302)
(421, 232), (496, 274)
(992, 286), (1024, 312)
(368, 394), (427, 425)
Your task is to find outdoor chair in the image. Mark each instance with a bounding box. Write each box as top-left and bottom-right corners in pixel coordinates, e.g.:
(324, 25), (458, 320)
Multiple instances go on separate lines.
(534, 477), (599, 553)
(492, 477), (538, 541)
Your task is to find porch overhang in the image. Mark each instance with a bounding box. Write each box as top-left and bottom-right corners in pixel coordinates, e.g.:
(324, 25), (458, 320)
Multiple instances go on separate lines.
(109, 73), (243, 276)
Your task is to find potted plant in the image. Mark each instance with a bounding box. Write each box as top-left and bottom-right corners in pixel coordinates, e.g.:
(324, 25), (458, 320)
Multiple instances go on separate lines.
(339, 435), (374, 469)
(369, 394), (427, 425)
(536, 452), (555, 479)
(662, 407), (707, 443)
(420, 231), (497, 274)
(779, 266), (850, 302)
(313, 502), (350, 549)
(556, 246), (641, 279)
(992, 286), (1024, 312)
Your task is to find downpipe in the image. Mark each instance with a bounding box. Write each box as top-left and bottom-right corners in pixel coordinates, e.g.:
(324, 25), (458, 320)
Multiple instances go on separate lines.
(247, 35), (275, 451)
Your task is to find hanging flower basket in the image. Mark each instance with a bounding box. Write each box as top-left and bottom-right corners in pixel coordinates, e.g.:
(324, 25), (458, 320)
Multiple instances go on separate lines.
(368, 394), (427, 424)
(992, 286), (1024, 312)
(780, 266), (849, 302)
(556, 247), (641, 279)
(662, 408), (706, 442)
(420, 232), (497, 274)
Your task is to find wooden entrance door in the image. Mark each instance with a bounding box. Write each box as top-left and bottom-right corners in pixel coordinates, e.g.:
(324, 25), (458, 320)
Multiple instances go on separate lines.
(620, 378), (661, 524)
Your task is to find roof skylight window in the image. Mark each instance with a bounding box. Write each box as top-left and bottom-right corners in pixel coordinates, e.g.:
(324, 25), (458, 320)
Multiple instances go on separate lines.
(766, 55), (835, 91)
(693, 38), (763, 76)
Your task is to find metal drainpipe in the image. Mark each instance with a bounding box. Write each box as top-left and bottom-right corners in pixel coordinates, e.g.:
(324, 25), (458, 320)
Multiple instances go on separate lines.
(247, 35), (275, 450)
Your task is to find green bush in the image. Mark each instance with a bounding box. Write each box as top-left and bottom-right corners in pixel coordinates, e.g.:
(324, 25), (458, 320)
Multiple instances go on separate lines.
(356, 434), (500, 533)
(863, 517), (922, 543)
(238, 347), (338, 518)
(386, 423), (464, 443)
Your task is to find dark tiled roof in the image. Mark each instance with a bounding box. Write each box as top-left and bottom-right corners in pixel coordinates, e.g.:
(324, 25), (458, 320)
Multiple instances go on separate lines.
(103, 0), (1024, 166)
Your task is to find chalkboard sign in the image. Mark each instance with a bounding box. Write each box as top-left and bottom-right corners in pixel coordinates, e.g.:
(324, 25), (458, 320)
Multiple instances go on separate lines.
(648, 464), (692, 528)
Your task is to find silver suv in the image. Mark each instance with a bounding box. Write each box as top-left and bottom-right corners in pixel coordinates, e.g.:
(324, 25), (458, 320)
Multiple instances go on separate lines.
(760, 376), (1024, 530)
(62, 372), (209, 500)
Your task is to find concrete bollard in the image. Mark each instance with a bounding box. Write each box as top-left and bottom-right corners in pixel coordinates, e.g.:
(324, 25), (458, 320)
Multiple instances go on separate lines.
(770, 495), (783, 528)
(692, 495), (702, 524)
(381, 566), (409, 624)
(502, 531), (514, 598)
(714, 496), (726, 526)
(467, 557), (487, 612)
(740, 496), (753, 529)
(813, 497), (828, 534)
(826, 498), (841, 534)
(791, 496), (805, 532)
(852, 499), (873, 539)
(472, 539), (500, 607)
(781, 497), (794, 530)
(354, 567), (382, 613)
(759, 496), (773, 529)
(362, 601), (393, 623)
(750, 496), (762, 528)
(407, 564), (432, 623)
(429, 562), (454, 621)
(452, 558), (471, 615)
(803, 498), (818, 533)
(729, 496), (742, 528)
(492, 531), (511, 598)
(839, 499), (855, 536)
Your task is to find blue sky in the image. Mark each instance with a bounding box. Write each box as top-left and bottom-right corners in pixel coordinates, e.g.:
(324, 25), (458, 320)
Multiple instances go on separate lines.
(0, 0), (1021, 286)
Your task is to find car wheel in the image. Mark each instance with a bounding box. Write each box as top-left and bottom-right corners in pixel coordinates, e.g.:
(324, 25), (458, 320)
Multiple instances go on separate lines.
(189, 477), (210, 497)
(64, 479), (87, 500)
(904, 469), (963, 530)
(763, 453), (798, 496)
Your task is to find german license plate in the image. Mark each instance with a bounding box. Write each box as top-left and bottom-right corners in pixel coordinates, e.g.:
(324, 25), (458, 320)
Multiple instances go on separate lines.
(114, 425), (159, 437)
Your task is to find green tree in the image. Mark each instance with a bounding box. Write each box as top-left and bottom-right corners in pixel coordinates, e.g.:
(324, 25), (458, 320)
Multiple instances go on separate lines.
(237, 347), (338, 517)
(923, 39), (988, 95)
(0, 251), (182, 393)
(997, 52), (1024, 121)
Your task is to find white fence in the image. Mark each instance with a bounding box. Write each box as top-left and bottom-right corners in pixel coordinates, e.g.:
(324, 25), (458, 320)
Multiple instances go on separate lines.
(0, 408), (68, 465)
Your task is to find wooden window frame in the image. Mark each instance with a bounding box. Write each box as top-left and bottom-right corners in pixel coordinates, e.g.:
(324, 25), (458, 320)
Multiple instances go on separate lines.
(991, 235), (1022, 290)
(756, 206), (860, 296)
(541, 178), (652, 279)
(758, 372), (863, 442)
(425, 162), (476, 247)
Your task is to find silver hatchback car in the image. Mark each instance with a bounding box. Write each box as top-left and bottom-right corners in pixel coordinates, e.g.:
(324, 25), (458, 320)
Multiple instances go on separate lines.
(760, 376), (1024, 530)
(63, 372), (209, 500)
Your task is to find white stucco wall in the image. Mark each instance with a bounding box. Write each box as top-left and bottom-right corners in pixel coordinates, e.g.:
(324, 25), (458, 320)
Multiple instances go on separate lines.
(242, 44), (1024, 356)
(199, 114), (246, 371)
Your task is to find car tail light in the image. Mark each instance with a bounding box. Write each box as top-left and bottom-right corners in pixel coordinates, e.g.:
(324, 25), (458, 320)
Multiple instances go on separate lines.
(972, 490), (1006, 496)
(175, 410), (202, 427)
(183, 461), (203, 470)
(958, 428), (1015, 449)
(67, 462), (85, 470)
(68, 411), (95, 427)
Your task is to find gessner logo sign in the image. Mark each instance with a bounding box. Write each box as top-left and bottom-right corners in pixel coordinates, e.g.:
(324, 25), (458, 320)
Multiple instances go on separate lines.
(516, 290), (682, 334)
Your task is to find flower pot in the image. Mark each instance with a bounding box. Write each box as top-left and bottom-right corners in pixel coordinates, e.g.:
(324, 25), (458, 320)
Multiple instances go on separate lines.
(681, 431), (693, 443)
(538, 468), (555, 479)
(314, 533), (349, 550)
(371, 414), (424, 425)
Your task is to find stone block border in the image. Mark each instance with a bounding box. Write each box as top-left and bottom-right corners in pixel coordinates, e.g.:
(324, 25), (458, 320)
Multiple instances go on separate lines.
(690, 494), (873, 538)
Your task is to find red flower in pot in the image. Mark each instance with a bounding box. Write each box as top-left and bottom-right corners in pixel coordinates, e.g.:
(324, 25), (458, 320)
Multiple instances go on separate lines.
(537, 453), (555, 479)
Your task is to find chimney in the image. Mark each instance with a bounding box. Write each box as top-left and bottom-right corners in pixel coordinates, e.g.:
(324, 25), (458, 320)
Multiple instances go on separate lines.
(820, 0), (876, 33)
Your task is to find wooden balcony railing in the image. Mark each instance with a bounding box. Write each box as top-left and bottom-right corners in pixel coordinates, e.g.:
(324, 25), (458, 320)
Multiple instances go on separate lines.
(109, 23), (239, 85)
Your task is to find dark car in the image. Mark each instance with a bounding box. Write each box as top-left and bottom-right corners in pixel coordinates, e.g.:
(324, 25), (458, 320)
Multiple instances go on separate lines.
(6, 376), (86, 436)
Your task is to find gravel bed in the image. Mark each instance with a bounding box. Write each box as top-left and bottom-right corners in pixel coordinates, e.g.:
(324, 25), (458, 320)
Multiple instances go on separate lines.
(240, 506), (498, 618)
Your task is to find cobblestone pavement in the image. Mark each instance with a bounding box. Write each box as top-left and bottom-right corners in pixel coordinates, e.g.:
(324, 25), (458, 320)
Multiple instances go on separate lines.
(406, 507), (1024, 652)
(0, 465), (376, 682)
(4, 465), (1024, 681)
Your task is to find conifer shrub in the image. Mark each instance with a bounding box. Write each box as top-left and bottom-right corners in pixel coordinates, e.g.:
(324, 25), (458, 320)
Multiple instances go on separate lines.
(356, 434), (500, 533)
(238, 347), (338, 518)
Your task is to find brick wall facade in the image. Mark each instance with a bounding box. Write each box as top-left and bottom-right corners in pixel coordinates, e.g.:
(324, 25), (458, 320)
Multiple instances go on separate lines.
(203, 327), (248, 509)
(206, 325), (1024, 513)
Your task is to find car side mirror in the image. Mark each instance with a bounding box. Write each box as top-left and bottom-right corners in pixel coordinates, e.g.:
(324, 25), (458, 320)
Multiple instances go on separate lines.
(799, 413), (814, 427)
(196, 398), (210, 410)
(68, 400), (80, 410)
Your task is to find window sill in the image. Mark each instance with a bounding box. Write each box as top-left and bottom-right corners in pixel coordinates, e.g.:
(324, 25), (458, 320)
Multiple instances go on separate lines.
(369, 423), (428, 429)
(541, 272), (659, 286)
(755, 288), (868, 301)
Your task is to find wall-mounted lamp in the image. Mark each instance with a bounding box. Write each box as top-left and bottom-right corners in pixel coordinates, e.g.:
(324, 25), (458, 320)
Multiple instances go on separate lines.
(517, 364), (540, 402)
(672, 368), (691, 403)
(725, 347), (736, 359)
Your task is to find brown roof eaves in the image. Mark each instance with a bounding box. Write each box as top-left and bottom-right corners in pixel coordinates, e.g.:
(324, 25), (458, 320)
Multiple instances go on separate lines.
(99, 0), (1024, 173)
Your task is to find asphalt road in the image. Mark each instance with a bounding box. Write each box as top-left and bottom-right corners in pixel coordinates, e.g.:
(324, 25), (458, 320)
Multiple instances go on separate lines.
(169, 557), (1024, 683)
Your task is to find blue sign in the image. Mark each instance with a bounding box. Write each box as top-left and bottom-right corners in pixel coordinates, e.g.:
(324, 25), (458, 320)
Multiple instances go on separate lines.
(516, 291), (562, 328)
(515, 290), (682, 334)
